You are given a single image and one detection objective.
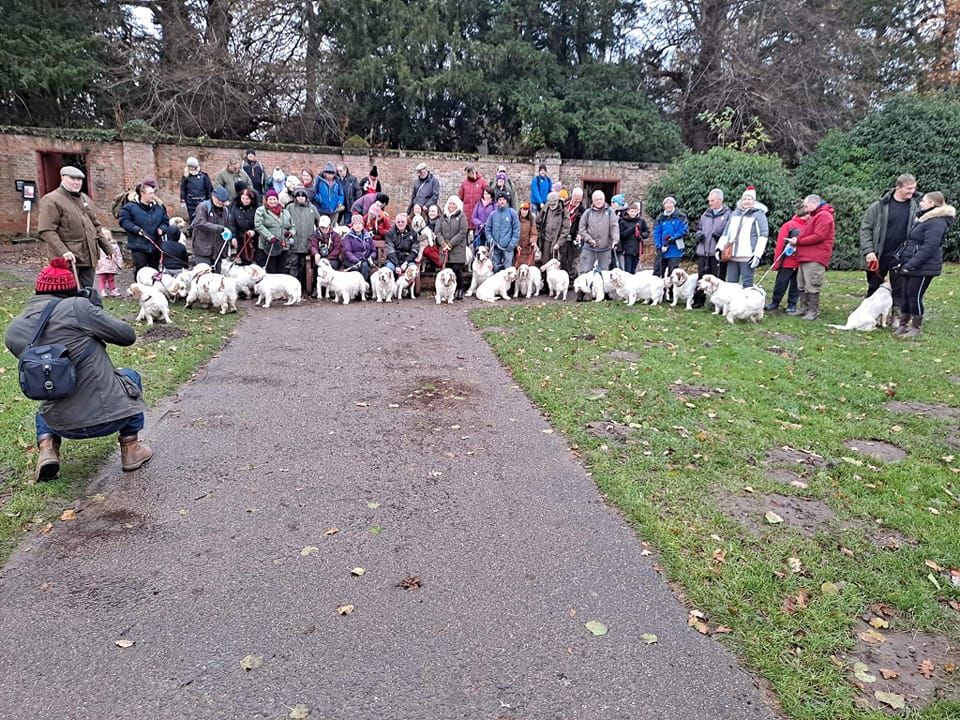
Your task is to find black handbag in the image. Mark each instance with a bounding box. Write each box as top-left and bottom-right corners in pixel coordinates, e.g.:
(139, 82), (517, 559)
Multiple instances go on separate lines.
(17, 300), (77, 401)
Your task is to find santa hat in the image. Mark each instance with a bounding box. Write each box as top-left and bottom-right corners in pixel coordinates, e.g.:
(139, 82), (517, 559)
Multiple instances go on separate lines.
(743, 186), (757, 201)
(36, 257), (77, 294)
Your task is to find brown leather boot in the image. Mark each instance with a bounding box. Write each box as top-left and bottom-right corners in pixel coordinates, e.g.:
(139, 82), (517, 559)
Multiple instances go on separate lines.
(119, 435), (153, 472)
(35, 435), (61, 482)
(802, 291), (820, 320)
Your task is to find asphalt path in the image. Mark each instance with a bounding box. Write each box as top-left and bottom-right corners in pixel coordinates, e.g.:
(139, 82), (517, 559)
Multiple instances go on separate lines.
(0, 295), (777, 719)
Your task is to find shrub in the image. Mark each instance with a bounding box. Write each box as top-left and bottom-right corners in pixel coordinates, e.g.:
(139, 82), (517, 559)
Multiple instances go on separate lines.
(645, 147), (797, 253)
(796, 93), (960, 260)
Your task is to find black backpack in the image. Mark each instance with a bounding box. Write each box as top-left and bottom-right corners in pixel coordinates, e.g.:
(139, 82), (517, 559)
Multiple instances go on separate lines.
(17, 300), (78, 401)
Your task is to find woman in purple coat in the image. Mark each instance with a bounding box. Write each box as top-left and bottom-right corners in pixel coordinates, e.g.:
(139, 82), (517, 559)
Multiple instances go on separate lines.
(342, 213), (377, 281)
(471, 187), (496, 249)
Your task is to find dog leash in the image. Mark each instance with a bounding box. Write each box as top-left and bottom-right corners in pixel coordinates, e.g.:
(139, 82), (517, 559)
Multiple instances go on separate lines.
(754, 246), (793, 286)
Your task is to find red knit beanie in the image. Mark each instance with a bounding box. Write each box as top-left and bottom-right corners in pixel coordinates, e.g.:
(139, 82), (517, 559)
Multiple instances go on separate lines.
(36, 257), (77, 293)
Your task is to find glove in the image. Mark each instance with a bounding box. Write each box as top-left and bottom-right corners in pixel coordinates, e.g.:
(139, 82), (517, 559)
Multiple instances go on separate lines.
(866, 256), (880, 272)
(635, 225), (642, 238)
(749, 256), (761, 269)
(696, 231), (706, 243)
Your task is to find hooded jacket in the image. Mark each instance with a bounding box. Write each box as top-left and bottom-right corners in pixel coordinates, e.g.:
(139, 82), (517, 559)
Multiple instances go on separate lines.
(119, 199), (170, 254)
(773, 215), (807, 270)
(859, 189), (920, 264)
(795, 202), (835, 267)
(653, 210), (689, 259)
(485, 205), (521, 251)
(342, 228), (376, 265)
(716, 203), (768, 262)
(286, 201), (321, 253)
(459, 175), (488, 225)
(900, 204), (954, 276)
(314, 163), (344, 214)
(4, 294), (146, 431)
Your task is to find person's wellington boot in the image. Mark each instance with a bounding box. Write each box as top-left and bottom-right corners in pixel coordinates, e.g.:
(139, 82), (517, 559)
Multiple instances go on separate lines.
(802, 292), (820, 320)
(894, 314), (911, 336)
(795, 292), (807, 316)
(904, 314), (923, 339)
(890, 309), (902, 331)
(35, 435), (61, 482)
(119, 436), (153, 472)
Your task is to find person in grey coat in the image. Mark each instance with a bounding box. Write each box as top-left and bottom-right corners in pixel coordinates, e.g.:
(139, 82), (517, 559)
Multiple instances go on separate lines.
(408, 162), (441, 214)
(4, 258), (152, 482)
(191, 186), (232, 271)
(577, 190), (620, 274)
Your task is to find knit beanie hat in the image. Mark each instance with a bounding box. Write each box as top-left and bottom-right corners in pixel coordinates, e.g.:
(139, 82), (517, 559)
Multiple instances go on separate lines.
(36, 257), (77, 294)
(166, 226), (182, 244)
(141, 176), (157, 188)
(351, 214), (364, 225)
(546, 191), (560, 204)
(743, 186), (757, 201)
(611, 194), (626, 207)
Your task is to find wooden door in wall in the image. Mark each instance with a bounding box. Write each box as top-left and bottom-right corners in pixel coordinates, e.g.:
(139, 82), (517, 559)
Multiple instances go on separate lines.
(38, 152), (89, 196)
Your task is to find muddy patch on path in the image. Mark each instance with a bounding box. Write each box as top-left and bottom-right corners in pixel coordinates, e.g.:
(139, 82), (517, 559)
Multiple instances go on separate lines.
(885, 401), (960, 420)
(843, 439), (907, 462)
(843, 616), (960, 713)
(406, 377), (473, 408)
(584, 421), (633, 443)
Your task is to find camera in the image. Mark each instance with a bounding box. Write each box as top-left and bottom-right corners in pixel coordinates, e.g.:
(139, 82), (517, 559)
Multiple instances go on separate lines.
(319, 245), (330, 258)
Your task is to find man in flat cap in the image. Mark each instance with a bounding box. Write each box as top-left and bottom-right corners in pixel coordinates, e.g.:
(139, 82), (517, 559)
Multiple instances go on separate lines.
(38, 166), (119, 288)
(408, 162), (440, 214)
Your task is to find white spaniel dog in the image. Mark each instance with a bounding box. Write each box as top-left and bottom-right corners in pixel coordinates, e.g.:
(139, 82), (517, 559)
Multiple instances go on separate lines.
(827, 283), (893, 331)
(475, 267), (517, 303)
(395, 263), (419, 300)
(541, 259), (570, 301)
(574, 270), (605, 302)
(724, 286), (766, 324)
(318, 267), (367, 304)
(514, 264), (543, 299)
(371, 267), (397, 302)
(698, 274), (743, 316)
(128, 282), (171, 326)
(465, 245), (494, 297)
(668, 268), (699, 310)
(221, 259), (265, 299)
(434, 268), (457, 304)
(254, 273), (302, 308)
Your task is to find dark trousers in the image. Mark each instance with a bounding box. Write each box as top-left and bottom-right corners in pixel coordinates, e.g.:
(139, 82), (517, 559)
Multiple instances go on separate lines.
(257, 250), (288, 275)
(288, 252), (308, 292)
(131, 250), (161, 276)
(900, 275), (934, 316)
(867, 256), (903, 300)
(36, 369), (144, 442)
(76, 266), (95, 289)
(771, 268), (799, 307)
(697, 254), (719, 280)
(448, 262), (464, 291)
(623, 254), (639, 274)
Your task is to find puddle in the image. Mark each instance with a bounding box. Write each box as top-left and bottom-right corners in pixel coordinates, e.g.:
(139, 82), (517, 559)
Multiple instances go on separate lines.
(843, 439), (907, 462)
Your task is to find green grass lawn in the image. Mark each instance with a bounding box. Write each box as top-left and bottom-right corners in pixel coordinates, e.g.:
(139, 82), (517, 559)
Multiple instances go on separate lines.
(0, 272), (239, 563)
(474, 268), (960, 720)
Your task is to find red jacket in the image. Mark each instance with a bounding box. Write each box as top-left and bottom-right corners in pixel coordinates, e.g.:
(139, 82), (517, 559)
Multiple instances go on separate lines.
(795, 203), (835, 267)
(458, 175), (488, 227)
(773, 215), (806, 270)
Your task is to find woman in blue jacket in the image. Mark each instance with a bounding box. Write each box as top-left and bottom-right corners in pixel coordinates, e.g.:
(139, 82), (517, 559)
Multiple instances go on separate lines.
(653, 196), (688, 278)
(119, 178), (170, 274)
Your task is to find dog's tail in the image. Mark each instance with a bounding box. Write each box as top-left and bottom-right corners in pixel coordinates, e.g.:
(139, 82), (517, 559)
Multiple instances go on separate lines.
(826, 323), (851, 331)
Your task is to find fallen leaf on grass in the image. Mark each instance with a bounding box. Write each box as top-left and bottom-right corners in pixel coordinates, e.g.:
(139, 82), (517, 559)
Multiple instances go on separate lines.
(880, 668), (900, 679)
(781, 590), (809, 614)
(711, 625), (732, 635)
(584, 620), (608, 636)
(300, 546), (319, 557)
(240, 654), (263, 671)
(858, 629), (886, 645)
(788, 557), (803, 574)
(918, 659), (935, 678)
(853, 662), (876, 683)
(640, 633), (658, 644)
(874, 691), (906, 710)
(114, 639), (135, 649)
(764, 511), (784, 525)
(925, 559), (944, 572)
(60, 509), (77, 521)
(927, 573), (942, 590)
(820, 581), (840, 596)
(336, 604), (354, 616)
(712, 548), (726, 564)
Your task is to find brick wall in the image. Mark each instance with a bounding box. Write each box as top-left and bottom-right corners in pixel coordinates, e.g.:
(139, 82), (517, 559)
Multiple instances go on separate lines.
(0, 129), (666, 235)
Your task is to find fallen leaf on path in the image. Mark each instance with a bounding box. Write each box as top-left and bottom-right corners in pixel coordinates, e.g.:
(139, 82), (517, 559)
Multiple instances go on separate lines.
(764, 511), (784, 525)
(688, 610), (709, 634)
(355, 402), (369, 407)
(640, 633), (658, 644)
(880, 668), (900, 679)
(369, 526), (382, 536)
(60, 509), (77, 521)
(918, 659), (935, 678)
(351, 567), (365, 577)
(366, 502), (380, 509)
(397, 575), (422, 590)
(324, 527), (339, 536)
(288, 704), (310, 719)
(300, 546), (319, 557)
(874, 691), (906, 710)
(853, 662), (876, 683)
(39, 523), (52, 534)
(114, 639), (135, 649)
(387, 403), (400, 409)
(584, 620), (608, 636)
(858, 629), (886, 645)
(868, 617), (889, 629)
(240, 655), (263, 671)
(336, 605), (354, 616)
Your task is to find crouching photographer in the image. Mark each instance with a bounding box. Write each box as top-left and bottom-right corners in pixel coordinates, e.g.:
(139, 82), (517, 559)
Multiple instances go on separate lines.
(4, 258), (153, 482)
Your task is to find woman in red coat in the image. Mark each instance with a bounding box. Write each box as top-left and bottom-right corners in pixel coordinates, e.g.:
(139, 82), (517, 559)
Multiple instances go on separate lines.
(792, 195), (835, 320)
(765, 211), (807, 313)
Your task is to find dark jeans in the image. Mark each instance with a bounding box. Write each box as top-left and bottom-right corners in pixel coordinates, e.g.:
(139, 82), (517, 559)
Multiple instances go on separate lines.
(36, 369), (144, 442)
(75, 266), (95, 290)
(770, 268), (799, 307)
(448, 262), (464, 291)
(867, 256), (903, 300)
(900, 275), (934, 316)
(131, 250), (161, 275)
(256, 250), (288, 275)
(623, 254), (639, 274)
(288, 252), (308, 292)
(697, 254), (719, 280)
